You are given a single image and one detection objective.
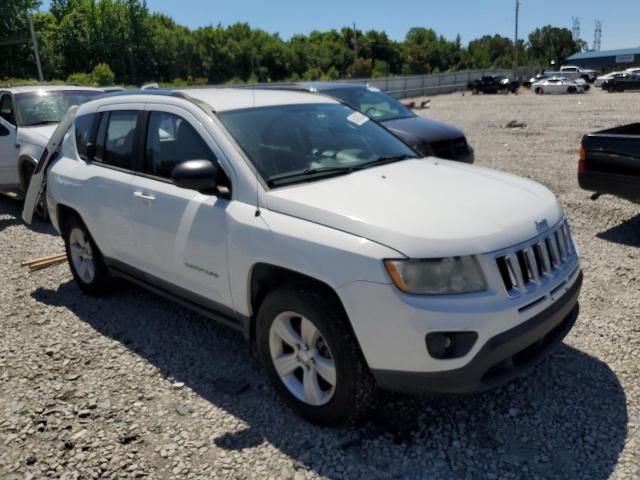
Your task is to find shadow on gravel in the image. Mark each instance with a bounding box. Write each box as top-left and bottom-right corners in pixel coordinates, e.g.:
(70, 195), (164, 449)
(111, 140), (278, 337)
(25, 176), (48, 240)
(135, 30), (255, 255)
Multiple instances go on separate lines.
(33, 281), (628, 480)
(597, 213), (640, 247)
(0, 195), (57, 235)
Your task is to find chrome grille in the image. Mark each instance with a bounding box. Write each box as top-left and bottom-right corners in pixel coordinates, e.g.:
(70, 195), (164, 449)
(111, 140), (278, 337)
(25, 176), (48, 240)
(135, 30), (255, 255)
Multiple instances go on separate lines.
(496, 221), (576, 298)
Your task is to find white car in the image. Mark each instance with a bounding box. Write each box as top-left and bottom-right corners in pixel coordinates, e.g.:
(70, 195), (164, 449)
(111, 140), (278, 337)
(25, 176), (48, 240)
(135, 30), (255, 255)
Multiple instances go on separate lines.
(24, 88), (582, 425)
(0, 85), (103, 214)
(531, 77), (585, 95)
(559, 65), (598, 82)
(625, 67), (640, 75)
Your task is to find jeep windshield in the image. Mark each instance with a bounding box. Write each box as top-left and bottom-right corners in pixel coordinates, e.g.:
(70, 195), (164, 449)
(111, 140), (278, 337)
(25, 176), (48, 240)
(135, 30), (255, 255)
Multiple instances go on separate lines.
(319, 86), (415, 122)
(217, 103), (418, 187)
(15, 90), (101, 127)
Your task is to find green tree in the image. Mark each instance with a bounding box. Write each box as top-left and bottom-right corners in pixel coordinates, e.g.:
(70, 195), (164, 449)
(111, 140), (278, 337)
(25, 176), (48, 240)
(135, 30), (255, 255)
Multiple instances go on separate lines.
(527, 26), (579, 66)
(347, 58), (372, 78)
(0, 0), (41, 79)
(92, 62), (114, 85)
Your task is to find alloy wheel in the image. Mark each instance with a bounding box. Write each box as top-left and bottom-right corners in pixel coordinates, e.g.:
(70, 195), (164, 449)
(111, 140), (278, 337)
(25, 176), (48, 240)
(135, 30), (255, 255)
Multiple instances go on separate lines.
(269, 311), (337, 406)
(69, 227), (95, 284)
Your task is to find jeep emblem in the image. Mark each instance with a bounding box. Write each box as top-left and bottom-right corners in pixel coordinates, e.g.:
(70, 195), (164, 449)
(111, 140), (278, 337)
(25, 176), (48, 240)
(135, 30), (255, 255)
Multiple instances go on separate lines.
(535, 219), (549, 233)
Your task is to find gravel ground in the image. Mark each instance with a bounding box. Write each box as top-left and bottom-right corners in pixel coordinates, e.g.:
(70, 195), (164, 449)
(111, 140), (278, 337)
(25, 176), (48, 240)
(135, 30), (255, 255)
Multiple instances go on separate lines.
(1, 88), (639, 480)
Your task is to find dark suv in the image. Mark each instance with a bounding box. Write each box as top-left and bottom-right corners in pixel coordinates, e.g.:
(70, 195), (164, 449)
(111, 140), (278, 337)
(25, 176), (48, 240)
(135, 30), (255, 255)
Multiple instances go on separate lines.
(256, 82), (474, 163)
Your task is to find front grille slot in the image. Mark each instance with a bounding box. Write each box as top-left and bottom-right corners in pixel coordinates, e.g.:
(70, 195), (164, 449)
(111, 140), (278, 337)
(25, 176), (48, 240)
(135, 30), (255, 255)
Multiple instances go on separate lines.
(495, 220), (576, 298)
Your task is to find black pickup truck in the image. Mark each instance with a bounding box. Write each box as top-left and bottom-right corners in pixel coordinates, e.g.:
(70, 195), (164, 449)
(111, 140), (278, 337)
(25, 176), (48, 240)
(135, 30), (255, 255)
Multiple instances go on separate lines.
(578, 123), (640, 204)
(467, 75), (519, 94)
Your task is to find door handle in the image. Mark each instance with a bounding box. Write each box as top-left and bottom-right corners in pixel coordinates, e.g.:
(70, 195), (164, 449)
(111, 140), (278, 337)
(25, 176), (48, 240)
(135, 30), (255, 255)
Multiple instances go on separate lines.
(133, 191), (156, 202)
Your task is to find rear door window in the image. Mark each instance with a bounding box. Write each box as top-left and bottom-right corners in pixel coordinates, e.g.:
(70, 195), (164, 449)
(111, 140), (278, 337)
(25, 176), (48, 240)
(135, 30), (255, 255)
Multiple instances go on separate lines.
(94, 111), (140, 170)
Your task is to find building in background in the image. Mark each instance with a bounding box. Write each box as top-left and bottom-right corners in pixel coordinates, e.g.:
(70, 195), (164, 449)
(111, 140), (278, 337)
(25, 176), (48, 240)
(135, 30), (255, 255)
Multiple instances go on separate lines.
(566, 47), (640, 72)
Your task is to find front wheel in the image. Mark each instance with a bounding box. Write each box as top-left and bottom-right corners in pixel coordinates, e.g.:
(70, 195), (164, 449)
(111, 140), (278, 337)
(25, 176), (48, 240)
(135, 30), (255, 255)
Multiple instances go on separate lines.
(568, 86), (577, 94)
(256, 285), (375, 426)
(63, 216), (113, 295)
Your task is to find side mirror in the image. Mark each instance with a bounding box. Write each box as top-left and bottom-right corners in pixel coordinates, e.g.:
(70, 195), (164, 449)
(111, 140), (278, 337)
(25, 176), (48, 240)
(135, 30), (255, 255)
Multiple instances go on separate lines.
(171, 159), (218, 194)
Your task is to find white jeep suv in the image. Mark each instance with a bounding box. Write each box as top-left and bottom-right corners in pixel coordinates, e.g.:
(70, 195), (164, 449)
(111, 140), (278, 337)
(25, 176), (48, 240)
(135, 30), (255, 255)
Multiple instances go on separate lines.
(0, 85), (102, 212)
(24, 88), (582, 425)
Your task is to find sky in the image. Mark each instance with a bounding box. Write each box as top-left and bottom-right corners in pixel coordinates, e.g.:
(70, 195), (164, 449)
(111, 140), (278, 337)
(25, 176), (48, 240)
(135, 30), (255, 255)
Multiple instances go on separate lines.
(40, 0), (638, 51)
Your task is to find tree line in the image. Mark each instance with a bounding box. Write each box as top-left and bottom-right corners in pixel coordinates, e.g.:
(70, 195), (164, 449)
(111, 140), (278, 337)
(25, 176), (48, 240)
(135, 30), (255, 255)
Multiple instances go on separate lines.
(2, 0), (583, 86)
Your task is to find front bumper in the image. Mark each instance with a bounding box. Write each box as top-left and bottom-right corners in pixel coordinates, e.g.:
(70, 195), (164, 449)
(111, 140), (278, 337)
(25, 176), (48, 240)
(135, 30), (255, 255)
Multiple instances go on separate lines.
(371, 271), (582, 394)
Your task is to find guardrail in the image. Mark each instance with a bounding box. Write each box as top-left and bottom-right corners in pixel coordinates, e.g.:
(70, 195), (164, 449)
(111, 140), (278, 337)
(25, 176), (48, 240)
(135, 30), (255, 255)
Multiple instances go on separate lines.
(336, 67), (540, 99)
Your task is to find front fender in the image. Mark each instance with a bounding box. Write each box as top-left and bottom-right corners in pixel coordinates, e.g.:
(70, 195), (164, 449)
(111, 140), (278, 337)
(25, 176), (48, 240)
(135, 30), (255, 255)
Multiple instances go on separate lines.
(225, 202), (401, 318)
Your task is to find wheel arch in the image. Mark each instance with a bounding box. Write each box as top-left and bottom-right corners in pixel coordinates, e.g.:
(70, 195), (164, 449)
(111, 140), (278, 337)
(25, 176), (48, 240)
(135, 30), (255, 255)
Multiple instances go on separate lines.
(247, 263), (360, 349)
(17, 155), (37, 192)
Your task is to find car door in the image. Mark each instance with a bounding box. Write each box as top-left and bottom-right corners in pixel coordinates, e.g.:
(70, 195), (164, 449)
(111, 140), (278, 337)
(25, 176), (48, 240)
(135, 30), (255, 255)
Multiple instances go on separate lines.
(0, 93), (19, 187)
(23, 106), (78, 224)
(77, 106), (143, 265)
(548, 80), (561, 93)
(128, 105), (234, 313)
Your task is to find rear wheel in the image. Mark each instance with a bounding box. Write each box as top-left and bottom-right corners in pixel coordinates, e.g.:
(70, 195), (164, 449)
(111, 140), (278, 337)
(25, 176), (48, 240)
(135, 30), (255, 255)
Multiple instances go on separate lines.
(568, 86), (577, 94)
(63, 215), (113, 295)
(256, 285), (375, 426)
(535, 87), (544, 95)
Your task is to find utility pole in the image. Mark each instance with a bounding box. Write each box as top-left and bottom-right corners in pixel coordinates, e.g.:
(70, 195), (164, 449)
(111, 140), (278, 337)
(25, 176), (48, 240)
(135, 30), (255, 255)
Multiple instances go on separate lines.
(353, 22), (358, 59)
(572, 17), (581, 43)
(593, 20), (602, 52)
(28, 12), (44, 81)
(513, 0), (519, 80)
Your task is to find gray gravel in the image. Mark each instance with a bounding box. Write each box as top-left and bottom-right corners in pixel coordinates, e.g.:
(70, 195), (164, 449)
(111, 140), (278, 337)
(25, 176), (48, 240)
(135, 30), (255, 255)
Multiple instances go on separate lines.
(1, 88), (639, 479)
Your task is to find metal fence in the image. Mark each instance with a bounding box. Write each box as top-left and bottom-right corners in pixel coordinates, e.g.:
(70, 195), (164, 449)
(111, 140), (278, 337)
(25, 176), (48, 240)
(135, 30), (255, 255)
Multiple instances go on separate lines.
(334, 66), (541, 99)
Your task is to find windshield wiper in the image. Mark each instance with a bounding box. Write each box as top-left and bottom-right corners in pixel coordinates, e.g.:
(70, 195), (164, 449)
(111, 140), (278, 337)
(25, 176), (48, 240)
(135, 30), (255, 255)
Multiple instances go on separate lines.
(266, 154), (417, 187)
(356, 154), (417, 169)
(267, 166), (357, 186)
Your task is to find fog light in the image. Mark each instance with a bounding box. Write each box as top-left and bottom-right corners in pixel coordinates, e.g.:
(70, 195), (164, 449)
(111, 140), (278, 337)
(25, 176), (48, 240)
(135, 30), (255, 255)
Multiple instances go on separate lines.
(426, 332), (478, 359)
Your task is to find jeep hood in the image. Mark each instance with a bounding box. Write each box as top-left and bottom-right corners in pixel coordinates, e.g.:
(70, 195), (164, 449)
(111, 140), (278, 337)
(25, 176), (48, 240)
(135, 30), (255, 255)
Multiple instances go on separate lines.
(263, 158), (563, 258)
(381, 115), (465, 144)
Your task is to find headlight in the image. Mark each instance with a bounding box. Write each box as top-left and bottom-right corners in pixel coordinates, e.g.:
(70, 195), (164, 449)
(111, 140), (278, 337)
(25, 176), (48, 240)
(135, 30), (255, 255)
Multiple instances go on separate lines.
(384, 256), (487, 295)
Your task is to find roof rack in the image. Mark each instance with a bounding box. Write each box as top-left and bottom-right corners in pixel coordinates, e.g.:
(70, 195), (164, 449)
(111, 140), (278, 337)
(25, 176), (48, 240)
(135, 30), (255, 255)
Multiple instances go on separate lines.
(0, 82), (86, 88)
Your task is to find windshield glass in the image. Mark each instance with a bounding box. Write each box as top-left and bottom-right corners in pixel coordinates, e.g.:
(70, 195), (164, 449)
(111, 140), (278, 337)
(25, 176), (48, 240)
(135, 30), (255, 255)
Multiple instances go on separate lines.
(15, 90), (101, 127)
(218, 103), (417, 187)
(320, 87), (414, 122)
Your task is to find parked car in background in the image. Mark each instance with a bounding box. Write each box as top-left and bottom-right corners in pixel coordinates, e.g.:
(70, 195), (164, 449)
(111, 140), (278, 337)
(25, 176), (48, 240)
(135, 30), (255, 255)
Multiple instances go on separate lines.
(24, 87), (582, 426)
(0, 85), (103, 215)
(531, 77), (585, 95)
(467, 75), (519, 94)
(625, 67), (640, 75)
(527, 74), (589, 91)
(578, 123), (640, 204)
(293, 82), (474, 162)
(594, 71), (629, 88)
(602, 74), (640, 92)
(559, 65), (598, 83)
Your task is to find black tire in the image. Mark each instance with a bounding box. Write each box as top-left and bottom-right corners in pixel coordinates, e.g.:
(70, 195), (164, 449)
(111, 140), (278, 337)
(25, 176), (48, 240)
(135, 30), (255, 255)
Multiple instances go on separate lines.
(256, 284), (376, 426)
(21, 162), (48, 222)
(568, 86), (577, 94)
(63, 215), (113, 295)
(535, 87), (543, 95)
